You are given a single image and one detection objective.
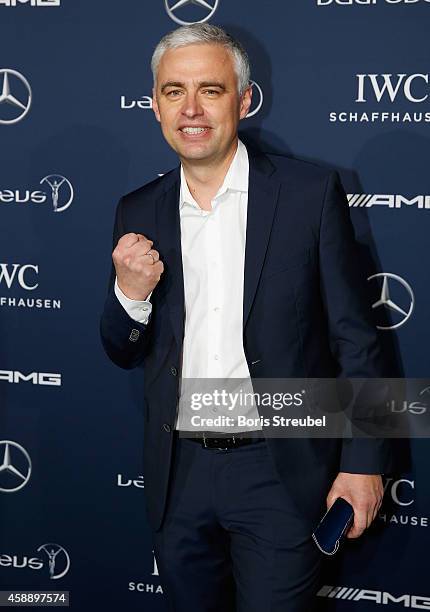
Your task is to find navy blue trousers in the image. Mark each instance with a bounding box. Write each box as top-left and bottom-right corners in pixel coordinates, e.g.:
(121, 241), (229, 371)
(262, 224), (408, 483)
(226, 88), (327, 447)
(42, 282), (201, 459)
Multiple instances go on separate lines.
(151, 433), (323, 611)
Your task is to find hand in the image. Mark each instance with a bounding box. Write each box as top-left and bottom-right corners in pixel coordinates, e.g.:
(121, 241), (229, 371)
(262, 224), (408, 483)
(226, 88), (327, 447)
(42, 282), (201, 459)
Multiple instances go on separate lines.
(326, 472), (384, 539)
(113, 233), (164, 300)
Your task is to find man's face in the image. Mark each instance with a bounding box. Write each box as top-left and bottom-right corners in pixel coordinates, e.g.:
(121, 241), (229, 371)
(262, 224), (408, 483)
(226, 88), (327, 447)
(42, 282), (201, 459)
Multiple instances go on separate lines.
(152, 43), (252, 164)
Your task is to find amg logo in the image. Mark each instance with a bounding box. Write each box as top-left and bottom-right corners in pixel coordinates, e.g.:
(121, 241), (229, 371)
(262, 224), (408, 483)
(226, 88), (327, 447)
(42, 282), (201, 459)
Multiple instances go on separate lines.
(347, 194), (430, 209)
(0, 370), (62, 386)
(0, 0), (60, 6)
(318, 585), (430, 607)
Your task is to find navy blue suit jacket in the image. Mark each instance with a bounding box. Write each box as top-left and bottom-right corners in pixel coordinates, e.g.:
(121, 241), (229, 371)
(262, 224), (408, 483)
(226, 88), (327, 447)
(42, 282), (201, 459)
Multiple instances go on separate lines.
(100, 142), (393, 532)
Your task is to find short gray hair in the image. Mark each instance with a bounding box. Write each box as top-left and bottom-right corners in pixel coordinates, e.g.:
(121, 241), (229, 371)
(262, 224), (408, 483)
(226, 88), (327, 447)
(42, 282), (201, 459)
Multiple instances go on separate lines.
(151, 24), (251, 97)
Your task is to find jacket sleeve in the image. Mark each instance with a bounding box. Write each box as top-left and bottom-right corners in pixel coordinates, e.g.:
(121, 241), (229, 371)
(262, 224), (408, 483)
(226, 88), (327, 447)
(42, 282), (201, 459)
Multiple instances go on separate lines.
(99, 197), (153, 370)
(318, 171), (394, 475)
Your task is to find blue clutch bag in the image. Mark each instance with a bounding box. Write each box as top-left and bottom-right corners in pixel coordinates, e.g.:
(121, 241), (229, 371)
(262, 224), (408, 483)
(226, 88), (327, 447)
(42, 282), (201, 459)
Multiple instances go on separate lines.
(312, 497), (354, 555)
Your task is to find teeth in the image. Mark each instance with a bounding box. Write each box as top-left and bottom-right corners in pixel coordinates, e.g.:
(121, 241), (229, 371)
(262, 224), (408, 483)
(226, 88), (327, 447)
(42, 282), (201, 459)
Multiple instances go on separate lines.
(181, 127), (207, 134)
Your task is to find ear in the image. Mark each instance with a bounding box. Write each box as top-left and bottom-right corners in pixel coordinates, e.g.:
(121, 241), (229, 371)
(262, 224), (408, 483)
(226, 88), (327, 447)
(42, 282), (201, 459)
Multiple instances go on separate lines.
(239, 84), (253, 120)
(152, 87), (161, 123)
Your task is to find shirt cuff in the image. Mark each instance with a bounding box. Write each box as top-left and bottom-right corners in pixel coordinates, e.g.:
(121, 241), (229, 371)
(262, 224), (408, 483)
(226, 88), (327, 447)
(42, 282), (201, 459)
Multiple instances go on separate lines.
(114, 277), (152, 325)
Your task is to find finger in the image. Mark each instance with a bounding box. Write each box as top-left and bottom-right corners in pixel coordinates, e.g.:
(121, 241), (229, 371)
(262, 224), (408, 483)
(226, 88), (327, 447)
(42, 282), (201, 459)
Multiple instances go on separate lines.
(370, 500), (381, 524)
(117, 233), (141, 249)
(367, 492), (382, 524)
(127, 239), (154, 257)
(346, 511), (367, 538)
(122, 234), (153, 252)
(326, 494), (338, 511)
(137, 234), (153, 245)
(135, 248), (160, 263)
(153, 260), (164, 278)
(146, 249), (160, 263)
(345, 523), (361, 539)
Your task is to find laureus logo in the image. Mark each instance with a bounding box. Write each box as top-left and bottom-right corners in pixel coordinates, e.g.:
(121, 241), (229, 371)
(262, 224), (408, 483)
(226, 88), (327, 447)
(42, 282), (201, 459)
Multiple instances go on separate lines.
(0, 543), (70, 580)
(37, 544), (70, 580)
(40, 175), (74, 212)
(0, 175), (74, 212)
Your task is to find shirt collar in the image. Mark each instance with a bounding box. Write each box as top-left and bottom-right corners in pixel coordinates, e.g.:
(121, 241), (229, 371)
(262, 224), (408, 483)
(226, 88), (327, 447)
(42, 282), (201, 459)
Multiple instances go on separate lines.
(179, 138), (249, 209)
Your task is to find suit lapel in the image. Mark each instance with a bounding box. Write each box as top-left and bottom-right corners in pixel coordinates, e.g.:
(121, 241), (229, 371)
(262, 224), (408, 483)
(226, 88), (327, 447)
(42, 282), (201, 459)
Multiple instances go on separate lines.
(155, 169), (185, 347)
(155, 144), (281, 345)
(243, 145), (280, 330)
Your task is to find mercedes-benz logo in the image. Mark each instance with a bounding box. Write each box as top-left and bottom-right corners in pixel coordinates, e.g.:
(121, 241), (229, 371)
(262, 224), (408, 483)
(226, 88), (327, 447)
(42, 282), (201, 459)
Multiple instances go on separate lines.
(40, 175), (74, 212)
(165, 0), (219, 25)
(37, 543), (71, 580)
(0, 440), (32, 493)
(245, 80), (263, 119)
(0, 69), (32, 125)
(367, 272), (414, 330)
(420, 386), (430, 398)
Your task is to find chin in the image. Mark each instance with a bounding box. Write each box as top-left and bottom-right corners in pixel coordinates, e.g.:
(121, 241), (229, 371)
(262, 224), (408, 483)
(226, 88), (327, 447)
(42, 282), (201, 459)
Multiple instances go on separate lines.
(177, 145), (214, 161)
(182, 150), (212, 160)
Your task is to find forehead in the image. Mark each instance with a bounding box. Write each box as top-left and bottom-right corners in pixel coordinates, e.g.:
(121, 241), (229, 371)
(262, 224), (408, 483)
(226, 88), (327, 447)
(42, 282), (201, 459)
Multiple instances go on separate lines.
(157, 43), (236, 82)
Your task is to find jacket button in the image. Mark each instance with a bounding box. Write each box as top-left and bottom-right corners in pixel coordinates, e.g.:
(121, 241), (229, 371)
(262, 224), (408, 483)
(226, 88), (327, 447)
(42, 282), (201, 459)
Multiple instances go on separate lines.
(163, 423), (171, 432)
(129, 329), (140, 342)
(170, 366), (178, 376)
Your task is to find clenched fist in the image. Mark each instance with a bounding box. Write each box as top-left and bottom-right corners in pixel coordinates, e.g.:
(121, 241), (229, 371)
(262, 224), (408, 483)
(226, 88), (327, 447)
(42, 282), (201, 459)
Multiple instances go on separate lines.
(113, 233), (164, 300)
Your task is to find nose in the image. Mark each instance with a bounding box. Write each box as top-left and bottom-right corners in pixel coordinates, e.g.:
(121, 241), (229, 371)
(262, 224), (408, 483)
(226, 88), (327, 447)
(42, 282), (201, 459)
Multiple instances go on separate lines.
(181, 92), (203, 118)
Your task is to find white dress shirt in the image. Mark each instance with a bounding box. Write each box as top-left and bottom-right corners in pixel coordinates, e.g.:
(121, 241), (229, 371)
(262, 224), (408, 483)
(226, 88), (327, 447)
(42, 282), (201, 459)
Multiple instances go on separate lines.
(114, 139), (261, 432)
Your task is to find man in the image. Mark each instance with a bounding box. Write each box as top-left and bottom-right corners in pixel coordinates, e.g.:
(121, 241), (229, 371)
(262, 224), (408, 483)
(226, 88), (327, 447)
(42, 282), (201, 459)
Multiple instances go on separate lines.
(100, 24), (392, 611)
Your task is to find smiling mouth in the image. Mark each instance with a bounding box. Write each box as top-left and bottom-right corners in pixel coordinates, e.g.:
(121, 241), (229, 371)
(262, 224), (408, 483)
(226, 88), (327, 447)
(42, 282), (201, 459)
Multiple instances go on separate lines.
(179, 127), (211, 134)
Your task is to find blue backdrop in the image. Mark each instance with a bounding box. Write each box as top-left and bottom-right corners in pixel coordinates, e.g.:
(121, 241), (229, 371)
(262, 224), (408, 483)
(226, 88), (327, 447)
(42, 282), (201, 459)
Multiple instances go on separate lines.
(1, 1), (428, 610)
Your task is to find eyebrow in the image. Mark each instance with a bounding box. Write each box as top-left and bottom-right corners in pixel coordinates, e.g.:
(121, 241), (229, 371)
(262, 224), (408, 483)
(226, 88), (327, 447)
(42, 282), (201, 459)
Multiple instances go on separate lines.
(160, 81), (226, 93)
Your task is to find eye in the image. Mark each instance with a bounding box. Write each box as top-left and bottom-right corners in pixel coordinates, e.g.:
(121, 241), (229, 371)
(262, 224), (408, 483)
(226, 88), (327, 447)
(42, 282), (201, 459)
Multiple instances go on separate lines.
(167, 90), (182, 97)
(203, 89), (219, 96)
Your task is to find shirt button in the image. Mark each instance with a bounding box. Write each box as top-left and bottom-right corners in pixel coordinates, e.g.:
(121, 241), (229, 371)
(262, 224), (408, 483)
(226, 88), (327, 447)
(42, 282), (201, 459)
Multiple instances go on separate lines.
(142, 306), (149, 312)
(213, 307), (220, 312)
(214, 355), (219, 361)
(170, 366), (178, 376)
